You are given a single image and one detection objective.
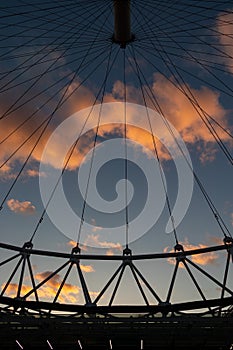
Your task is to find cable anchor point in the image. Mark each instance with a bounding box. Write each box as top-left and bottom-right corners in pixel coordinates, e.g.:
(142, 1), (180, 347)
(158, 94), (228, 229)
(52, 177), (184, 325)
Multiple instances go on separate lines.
(174, 243), (184, 262)
(223, 236), (233, 262)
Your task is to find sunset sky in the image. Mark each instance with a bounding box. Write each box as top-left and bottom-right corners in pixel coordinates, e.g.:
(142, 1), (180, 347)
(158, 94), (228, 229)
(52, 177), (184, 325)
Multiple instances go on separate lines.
(0, 0), (232, 307)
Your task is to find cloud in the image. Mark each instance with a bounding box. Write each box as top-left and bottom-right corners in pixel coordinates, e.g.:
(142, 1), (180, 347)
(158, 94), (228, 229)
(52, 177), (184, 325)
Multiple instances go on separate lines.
(164, 238), (219, 267)
(0, 63), (95, 177)
(105, 249), (115, 256)
(197, 144), (218, 164)
(7, 198), (36, 214)
(67, 240), (78, 248)
(80, 264), (94, 273)
(89, 291), (98, 298)
(2, 281), (79, 303)
(0, 165), (46, 181)
(2, 269), (97, 304)
(82, 75), (231, 165)
(84, 234), (122, 252)
(208, 236), (224, 245)
(34, 271), (81, 303)
(2, 283), (32, 297)
(90, 218), (104, 233)
(2, 274), (80, 304)
(0, 63), (231, 178)
(151, 74), (230, 144)
(26, 169), (46, 177)
(67, 240), (89, 252)
(216, 11), (233, 73)
(67, 236), (122, 255)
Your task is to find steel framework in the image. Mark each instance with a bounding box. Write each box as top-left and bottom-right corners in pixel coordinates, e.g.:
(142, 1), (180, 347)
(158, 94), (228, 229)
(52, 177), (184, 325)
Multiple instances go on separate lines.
(0, 240), (232, 348)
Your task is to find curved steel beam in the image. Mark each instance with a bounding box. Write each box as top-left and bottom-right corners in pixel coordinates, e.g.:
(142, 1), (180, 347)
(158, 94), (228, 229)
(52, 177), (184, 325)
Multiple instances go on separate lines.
(0, 295), (232, 315)
(0, 241), (230, 261)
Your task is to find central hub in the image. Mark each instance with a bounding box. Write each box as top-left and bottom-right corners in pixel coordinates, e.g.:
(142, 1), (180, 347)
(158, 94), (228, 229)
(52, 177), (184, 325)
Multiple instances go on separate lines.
(113, 0), (133, 48)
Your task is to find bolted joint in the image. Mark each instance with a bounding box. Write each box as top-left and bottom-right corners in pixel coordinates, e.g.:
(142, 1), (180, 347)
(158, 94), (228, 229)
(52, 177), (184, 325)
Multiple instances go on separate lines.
(174, 243), (184, 252)
(70, 244), (81, 263)
(85, 301), (96, 308)
(123, 246), (132, 256)
(23, 241), (33, 249)
(158, 301), (170, 316)
(223, 237), (233, 262)
(123, 247), (132, 265)
(159, 301), (171, 307)
(223, 236), (233, 245)
(70, 255), (79, 264)
(176, 255), (185, 263)
(21, 241), (33, 257)
(174, 244), (185, 262)
(72, 243), (81, 255)
(14, 296), (25, 301)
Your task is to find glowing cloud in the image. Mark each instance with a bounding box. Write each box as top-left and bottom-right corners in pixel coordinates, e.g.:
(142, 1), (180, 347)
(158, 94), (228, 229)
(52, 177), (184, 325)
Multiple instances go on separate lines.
(2, 283), (31, 296)
(34, 271), (80, 303)
(84, 234), (122, 251)
(151, 74), (229, 145)
(67, 240), (78, 248)
(164, 238), (219, 267)
(67, 240), (89, 252)
(26, 169), (46, 177)
(80, 264), (94, 273)
(2, 269), (97, 304)
(208, 236), (224, 245)
(7, 199), (36, 214)
(0, 69), (231, 178)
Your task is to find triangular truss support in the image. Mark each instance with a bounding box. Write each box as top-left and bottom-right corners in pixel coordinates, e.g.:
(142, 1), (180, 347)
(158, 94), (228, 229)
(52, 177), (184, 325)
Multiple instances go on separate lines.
(93, 247), (162, 306)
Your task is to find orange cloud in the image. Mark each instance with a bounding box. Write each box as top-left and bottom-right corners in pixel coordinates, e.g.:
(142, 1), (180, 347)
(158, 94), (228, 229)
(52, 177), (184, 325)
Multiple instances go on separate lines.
(84, 234), (122, 252)
(106, 249), (114, 256)
(67, 240), (77, 248)
(197, 144), (218, 164)
(2, 269), (97, 304)
(89, 291), (98, 298)
(208, 236), (224, 245)
(26, 169), (46, 177)
(2, 283), (32, 297)
(3, 282), (79, 304)
(89, 76), (231, 164)
(0, 72), (95, 176)
(0, 66), (231, 178)
(67, 240), (88, 252)
(67, 237), (122, 255)
(80, 264), (94, 273)
(34, 271), (80, 303)
(0, 164), (17, 180)
(151, 74), (229, 144)
(7, 198), (36, 214)
(164, 238), (219, 267)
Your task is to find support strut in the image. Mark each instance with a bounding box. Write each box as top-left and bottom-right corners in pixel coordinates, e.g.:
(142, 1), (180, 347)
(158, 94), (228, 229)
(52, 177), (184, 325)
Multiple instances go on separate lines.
(113, 0), (132, 48)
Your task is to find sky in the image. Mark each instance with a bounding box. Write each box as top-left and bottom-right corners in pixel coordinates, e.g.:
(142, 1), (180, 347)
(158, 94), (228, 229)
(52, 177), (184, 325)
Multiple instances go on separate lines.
(0, 0), (233, 309)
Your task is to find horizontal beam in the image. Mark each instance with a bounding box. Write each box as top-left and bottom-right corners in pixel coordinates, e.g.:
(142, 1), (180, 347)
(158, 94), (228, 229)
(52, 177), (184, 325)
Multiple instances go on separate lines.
(0, 295), (232, 314)
(0, 241), (230, 261)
